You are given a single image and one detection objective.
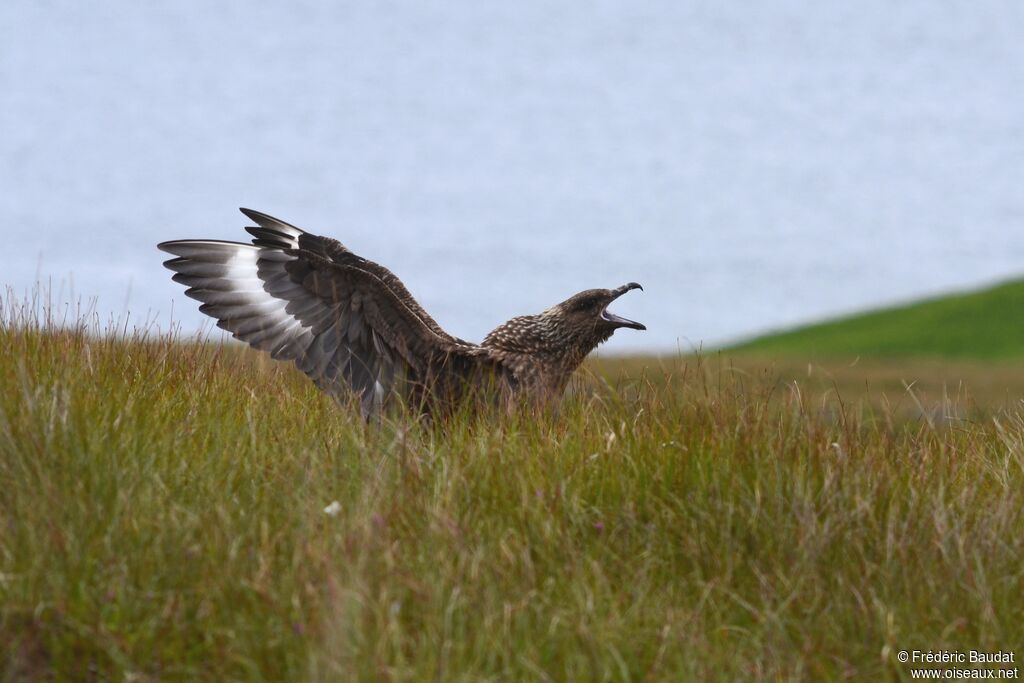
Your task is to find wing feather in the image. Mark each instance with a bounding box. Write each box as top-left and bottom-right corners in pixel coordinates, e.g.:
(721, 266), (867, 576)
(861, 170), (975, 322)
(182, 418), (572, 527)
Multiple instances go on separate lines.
(158, 209), (485, 416)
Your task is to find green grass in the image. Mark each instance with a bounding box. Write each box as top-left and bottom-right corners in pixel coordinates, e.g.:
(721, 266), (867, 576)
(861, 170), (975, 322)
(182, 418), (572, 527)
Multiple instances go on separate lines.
(2, 301), (1024, 680)
(727, 278), (1024, 359)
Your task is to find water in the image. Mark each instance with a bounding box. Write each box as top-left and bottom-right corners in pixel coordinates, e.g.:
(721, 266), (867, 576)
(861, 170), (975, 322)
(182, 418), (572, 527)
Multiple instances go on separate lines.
(3, 1), (1023, 353)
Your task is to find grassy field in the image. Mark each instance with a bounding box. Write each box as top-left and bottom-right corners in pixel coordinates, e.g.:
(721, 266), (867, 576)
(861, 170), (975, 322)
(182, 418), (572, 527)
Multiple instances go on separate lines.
(728, 278), (1024, 360)
(2, 304), (1024, 680)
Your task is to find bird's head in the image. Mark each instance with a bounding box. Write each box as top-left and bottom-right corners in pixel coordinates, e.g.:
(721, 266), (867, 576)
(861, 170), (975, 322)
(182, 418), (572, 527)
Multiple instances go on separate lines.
(483, 282), (645, 384)
(549, 282), (646, 335)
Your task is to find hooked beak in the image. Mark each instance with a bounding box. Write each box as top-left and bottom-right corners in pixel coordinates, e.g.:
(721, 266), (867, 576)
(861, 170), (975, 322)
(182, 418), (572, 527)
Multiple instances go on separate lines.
(601, 282), (646, 331)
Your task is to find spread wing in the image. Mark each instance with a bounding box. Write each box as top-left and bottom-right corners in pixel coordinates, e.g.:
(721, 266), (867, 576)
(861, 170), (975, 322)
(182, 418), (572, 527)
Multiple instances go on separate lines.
(158, 208), (484, 416)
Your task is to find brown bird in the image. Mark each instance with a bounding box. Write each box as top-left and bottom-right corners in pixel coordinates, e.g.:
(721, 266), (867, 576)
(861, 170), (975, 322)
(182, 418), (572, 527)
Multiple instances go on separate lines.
(158, 209), (645, 417)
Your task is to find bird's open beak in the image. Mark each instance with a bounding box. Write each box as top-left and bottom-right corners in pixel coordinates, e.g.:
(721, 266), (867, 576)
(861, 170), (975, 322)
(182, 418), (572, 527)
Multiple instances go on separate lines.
(601, 282), (646, 330)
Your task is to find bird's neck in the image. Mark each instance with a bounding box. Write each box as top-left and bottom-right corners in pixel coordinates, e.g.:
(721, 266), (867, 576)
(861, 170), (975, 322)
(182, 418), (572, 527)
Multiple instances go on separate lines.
(482, 313), (613, 397)
(531, 315), (614, 387)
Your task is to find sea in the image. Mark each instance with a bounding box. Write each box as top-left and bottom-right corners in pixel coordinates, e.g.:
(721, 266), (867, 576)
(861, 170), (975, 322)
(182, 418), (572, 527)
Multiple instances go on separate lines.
(3, 0), (1023, 353)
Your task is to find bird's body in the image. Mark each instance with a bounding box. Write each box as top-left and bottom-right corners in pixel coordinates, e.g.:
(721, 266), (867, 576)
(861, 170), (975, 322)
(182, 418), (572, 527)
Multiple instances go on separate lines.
(158, 209), (645, 417)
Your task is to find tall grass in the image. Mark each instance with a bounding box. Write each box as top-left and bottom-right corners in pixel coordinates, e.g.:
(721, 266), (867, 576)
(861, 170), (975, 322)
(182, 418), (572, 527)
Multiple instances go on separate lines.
(1, 294), (1022, 680)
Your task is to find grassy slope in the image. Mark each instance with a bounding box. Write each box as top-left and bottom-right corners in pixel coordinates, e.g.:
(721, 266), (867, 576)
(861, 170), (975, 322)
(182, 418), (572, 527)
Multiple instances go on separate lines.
(2, 318), (1024, 679)
(728, 278), (1024, 359)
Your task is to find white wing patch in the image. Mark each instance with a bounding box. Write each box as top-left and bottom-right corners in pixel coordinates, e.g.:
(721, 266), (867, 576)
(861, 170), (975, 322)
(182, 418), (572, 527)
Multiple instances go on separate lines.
(160, 241), (315, 359)
(159, 232), (395, 417)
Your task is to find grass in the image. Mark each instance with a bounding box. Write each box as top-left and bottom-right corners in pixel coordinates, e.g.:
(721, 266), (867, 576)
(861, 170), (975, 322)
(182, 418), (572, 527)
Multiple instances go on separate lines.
(727, 278), (1024, 359)
(2, 298), (1024, 680)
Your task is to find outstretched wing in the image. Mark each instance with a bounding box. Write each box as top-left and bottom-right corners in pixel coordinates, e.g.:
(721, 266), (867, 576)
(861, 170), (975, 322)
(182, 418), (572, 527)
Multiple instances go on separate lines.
(158, 208), (481, 415)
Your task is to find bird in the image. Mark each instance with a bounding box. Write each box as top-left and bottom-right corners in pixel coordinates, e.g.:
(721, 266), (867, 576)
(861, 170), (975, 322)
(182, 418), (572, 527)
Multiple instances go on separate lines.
(158, 209), (645, 417)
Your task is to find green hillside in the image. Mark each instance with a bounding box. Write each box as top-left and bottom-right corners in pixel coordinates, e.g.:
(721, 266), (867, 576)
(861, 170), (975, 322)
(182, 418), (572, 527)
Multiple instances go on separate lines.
(728, 278), (1024, 359)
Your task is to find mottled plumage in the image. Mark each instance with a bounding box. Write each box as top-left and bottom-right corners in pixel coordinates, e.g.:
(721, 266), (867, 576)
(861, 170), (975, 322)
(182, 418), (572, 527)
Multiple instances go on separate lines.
(158, 209), (645, 416)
